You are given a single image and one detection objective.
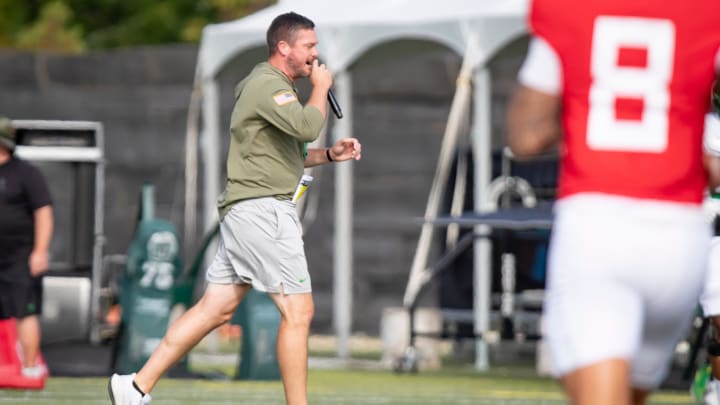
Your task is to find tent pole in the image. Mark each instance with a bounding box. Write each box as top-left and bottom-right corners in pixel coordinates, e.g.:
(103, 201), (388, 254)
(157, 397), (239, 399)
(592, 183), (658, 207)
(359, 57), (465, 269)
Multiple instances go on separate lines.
(333, 71), (354, 360)
(200, 77), (221, 353)
(401, 35), (477, 308)
(184, 63), (202, 258)
(201, 78), (221, 238)
(446, 119), (471, 249)
(471, 67), (492, 371)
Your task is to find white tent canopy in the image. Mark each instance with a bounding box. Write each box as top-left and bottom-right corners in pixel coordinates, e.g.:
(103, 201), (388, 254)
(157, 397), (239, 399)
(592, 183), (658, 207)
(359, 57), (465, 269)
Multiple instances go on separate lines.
(189, 0), (529, 369)
(199, 0), (527, 76)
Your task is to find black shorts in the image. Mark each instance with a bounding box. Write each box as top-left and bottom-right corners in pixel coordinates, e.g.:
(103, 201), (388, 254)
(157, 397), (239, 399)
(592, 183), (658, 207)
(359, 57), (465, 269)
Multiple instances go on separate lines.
(0, 276), (43, 319)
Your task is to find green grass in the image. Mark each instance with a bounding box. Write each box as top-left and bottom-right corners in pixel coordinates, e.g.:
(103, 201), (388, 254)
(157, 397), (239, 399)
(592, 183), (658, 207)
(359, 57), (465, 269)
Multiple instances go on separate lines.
(0, 368), (695, 404)
(0, 335), (698, 404)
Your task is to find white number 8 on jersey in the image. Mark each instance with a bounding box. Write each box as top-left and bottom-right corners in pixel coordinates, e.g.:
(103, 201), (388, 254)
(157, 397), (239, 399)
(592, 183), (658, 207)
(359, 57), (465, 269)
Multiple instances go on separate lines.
(587, 16), (675, 152)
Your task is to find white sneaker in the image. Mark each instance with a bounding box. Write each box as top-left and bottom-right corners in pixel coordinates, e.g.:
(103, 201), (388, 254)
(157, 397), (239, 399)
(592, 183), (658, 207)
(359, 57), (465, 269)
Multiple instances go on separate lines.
(108, 373), (151, 405)
(21, 364), (48, 379)
(705, 379), (720, 405)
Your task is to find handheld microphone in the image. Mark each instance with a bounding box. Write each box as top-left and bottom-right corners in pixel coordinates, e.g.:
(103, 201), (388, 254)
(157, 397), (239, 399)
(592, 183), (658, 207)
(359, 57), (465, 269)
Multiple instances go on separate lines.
(328, 88), (343, 119)
(317, 58), (343, 119)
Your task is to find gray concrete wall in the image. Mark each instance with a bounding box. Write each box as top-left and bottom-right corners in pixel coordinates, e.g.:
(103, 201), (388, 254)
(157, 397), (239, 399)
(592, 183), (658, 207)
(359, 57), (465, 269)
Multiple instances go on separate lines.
(0, 38), (527, 335)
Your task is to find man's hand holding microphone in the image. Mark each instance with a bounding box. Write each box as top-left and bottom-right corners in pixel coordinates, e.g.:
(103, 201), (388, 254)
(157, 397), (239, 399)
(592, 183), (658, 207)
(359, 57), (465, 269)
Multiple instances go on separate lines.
(309, 59), (343, 119)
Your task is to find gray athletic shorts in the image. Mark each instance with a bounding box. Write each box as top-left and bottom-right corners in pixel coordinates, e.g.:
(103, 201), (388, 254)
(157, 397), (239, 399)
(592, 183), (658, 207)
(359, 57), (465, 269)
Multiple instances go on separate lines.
(206, 197), (311, 294)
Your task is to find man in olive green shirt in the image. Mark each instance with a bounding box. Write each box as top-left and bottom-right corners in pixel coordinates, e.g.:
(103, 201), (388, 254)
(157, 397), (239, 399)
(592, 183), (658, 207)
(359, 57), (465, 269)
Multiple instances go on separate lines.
(109, 12), (361, 405)
(217, 60), (326, 217)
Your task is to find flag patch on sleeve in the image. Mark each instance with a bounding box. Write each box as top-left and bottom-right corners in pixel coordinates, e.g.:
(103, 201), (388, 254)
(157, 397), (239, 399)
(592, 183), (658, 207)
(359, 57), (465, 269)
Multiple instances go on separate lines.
(273, 91), (297, 106)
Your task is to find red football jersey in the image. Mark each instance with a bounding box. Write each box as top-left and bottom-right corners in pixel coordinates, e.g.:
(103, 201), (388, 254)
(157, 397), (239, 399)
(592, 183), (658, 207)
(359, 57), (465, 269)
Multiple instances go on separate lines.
(530, 0), (720, 203)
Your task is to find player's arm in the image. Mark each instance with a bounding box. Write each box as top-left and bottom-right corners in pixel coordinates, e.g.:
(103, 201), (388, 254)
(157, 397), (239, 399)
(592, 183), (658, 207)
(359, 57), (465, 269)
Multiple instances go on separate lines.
(507, 85), (561, 159)
(506, 36), (562, 160)
(30, 204), (53, 276)
(25, 164), (53, 277)
(706, 155), (720, 192)
(705, 81), (720, 191)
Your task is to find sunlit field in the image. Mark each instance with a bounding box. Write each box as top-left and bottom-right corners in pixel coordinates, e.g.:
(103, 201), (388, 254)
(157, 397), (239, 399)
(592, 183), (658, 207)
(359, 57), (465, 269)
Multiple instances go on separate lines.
(0, 367), (693, 404)
(0, 333), (699, 404)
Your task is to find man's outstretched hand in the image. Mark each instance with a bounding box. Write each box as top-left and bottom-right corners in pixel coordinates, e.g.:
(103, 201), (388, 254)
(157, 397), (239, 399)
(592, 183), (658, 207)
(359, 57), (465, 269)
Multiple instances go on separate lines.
(329, 138), (362, 162)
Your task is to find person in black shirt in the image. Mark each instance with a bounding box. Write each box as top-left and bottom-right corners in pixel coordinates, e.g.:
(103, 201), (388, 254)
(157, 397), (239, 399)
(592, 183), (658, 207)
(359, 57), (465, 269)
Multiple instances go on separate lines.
(0, 116), (53, 379)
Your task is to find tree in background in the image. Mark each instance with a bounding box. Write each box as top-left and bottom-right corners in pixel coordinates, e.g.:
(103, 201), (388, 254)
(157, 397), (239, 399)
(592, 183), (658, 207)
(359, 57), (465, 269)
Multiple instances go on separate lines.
(16, 1), (84, 52)
(0, 0), (276, 53)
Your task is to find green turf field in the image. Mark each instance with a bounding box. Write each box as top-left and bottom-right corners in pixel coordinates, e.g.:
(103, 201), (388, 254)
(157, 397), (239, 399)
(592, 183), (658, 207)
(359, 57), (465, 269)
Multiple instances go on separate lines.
(0, 335), (699, 404)
(0, 368), (695, 404)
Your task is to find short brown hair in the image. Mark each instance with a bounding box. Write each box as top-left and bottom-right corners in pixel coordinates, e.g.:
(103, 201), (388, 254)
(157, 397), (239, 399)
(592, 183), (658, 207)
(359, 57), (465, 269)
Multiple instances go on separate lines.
(266, 12), (315, 55)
